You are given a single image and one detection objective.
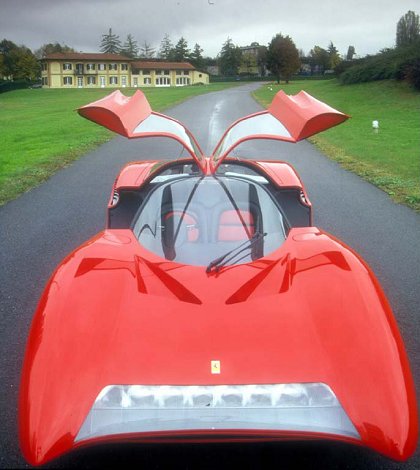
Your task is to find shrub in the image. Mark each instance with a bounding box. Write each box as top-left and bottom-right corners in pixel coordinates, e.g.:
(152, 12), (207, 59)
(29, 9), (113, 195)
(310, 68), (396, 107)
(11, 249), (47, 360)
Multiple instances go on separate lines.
(0, 79), (31, 93)
(334, 59), (363, 76)
(338, 40), (420, 89)
(404, 58), (420, 90)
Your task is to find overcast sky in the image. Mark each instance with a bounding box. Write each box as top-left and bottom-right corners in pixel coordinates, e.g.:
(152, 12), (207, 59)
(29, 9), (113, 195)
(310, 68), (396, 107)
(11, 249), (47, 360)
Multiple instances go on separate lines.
(1, 0), (419, 57)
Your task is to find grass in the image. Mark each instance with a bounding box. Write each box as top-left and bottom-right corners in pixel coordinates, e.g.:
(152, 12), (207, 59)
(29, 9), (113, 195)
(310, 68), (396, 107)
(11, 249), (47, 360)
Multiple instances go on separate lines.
(0, 83), (240, 205)
(253, 79), (420, 211)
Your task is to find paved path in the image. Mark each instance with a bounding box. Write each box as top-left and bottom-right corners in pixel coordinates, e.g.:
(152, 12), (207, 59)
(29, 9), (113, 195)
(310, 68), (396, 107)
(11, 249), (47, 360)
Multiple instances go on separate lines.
(1, 83), (419, 468)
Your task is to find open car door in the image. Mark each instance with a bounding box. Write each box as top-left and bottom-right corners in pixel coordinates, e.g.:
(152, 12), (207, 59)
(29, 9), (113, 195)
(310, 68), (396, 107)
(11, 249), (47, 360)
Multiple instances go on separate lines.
(211, 90), (349, 171)
(78, 90), (206, 171)
(78, 89), (348, 175)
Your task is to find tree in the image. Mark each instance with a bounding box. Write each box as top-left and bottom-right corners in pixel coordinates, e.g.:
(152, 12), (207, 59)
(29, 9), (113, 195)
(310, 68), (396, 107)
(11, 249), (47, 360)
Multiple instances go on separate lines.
(219, 37), (242, 76)
(34, 42), (75, 59)
(0, 39), (19, 77)
(327, 41), (341, 69)
(189, 43), (204, 68)
(202, 56), (217, 69)
(256, 45), (267, 76)
(346, 45), (356, 61)
(396, 10), (420, 47)
(173, 37), (190, 62)
(241, 51), (257, 74)
(309, 45), (330, 74)
(159, 33), (174, 60)
(139, 41), (155, 59)
(266, 34), (300, 83)
(12, 47), (39, 80)
(0, 40), (39, 80)
(121, 34), (139, 58)
(100, 28), (121, 54)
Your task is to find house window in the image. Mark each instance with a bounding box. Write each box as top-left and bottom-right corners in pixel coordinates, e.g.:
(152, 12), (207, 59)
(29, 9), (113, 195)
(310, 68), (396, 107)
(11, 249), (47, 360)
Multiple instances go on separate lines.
(75, 63), (84, 74)
(42, 77), (48, 85)
(87, 76), (96, 85)
(199, 73), (202, 78)
(121, 63), (128, 71)
(109, 76), (118, 85)
(99, 76), (106, 87)
(176, 70), (182, 75)
(63, 63), (72, 71)
(142, 70), (150, 75)
(143, 77), (151, 85)
(156, 76), (170, 86)
(183, 70), (189, 75)
(109, 63), (117, 70)
(42, 63), (47, 71)
(63, 76), (73, 85)
(98, 63), (106, 71)
(164, 70), (170, 75)
(121, 75), (127, 87)
(176, 76), (190, 86)
(86, 63), (96, 71)
(156, 70), (162, 75)
(133, 77), (138, 87)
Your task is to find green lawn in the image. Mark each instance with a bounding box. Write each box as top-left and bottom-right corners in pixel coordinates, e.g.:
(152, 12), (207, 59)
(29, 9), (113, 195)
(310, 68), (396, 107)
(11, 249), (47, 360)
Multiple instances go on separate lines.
(253, 79), (420, 211)
(3, 80), (419, 210)
(0, 83), (239, 205)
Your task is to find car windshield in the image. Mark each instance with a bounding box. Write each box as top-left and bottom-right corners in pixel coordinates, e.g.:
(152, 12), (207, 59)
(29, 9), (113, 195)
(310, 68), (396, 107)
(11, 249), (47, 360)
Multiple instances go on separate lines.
(132, 176), (287, 267)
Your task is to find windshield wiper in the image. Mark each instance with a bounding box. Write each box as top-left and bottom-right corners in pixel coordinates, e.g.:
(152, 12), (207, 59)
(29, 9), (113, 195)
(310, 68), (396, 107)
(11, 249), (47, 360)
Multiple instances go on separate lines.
(206, 232), (267, 273)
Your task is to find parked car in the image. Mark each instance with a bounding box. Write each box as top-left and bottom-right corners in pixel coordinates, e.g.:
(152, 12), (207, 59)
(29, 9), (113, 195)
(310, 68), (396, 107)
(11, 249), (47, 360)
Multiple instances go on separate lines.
(19, 89), (418, 465)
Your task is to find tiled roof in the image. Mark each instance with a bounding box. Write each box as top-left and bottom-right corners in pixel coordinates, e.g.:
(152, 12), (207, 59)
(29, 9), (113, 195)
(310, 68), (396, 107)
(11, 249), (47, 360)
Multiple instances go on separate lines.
(42, 54), (200, 73)
(131, 61), (195, 70)
(43, 53), (131, 61)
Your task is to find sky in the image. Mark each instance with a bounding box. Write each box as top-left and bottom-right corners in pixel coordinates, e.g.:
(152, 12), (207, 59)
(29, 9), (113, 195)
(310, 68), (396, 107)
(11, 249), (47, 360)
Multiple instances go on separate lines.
(1, 0), (419, 58)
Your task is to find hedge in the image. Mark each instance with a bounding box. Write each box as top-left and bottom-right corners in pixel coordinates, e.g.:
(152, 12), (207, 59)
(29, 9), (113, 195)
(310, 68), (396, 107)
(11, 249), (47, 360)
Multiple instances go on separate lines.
(338, 41), (420, 90)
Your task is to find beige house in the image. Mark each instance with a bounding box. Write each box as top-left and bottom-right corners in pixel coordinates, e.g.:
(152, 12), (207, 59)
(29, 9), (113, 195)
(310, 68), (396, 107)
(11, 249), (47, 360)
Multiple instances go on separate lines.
(41, 53), (131, 88)
(239, 44), (261, 76)
(131, 61), (208, 87)
(40, 53), (209, 88)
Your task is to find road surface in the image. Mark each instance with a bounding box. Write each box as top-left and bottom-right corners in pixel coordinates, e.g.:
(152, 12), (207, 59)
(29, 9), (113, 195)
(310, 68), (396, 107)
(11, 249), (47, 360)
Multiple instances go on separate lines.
(1, 83), (419, 468)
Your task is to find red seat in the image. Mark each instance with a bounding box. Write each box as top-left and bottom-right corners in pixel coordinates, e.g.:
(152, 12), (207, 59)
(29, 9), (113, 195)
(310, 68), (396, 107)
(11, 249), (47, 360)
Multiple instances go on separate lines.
(218, 210), (255, 241)
(164, 211), (199, 242)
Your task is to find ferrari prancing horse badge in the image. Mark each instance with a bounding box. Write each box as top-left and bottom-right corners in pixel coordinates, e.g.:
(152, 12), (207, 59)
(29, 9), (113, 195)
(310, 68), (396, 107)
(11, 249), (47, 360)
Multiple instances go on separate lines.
(211, 360), (221, 374)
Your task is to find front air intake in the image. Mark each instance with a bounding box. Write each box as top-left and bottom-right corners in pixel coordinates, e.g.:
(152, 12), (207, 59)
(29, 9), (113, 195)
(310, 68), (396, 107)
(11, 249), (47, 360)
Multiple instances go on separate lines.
(76, 383), (360, 442)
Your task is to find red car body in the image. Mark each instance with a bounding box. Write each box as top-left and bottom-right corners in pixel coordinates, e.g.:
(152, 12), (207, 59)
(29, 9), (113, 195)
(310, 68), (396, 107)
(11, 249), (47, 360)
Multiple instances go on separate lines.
(19, 90), (418, 465)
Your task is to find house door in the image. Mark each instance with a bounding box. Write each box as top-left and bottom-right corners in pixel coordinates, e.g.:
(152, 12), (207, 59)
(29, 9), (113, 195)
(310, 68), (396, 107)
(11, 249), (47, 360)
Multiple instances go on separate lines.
(77, 76), (83, 88)
(100, 76), (106, 88)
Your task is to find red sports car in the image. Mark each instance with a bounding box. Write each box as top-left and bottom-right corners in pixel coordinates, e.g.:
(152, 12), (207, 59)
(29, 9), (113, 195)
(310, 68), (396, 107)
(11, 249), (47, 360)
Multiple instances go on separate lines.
(19, 89), (418, 465)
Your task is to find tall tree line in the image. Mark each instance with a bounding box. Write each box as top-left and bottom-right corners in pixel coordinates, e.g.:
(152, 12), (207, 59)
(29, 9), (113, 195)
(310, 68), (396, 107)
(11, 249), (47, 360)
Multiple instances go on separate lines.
(2, 10), (418, 83)
(99, 29), (206, 67)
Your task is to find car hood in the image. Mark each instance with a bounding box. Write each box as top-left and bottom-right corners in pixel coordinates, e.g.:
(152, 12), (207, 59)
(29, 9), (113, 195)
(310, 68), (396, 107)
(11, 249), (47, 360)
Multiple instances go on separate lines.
(19, 228), (417, 464)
